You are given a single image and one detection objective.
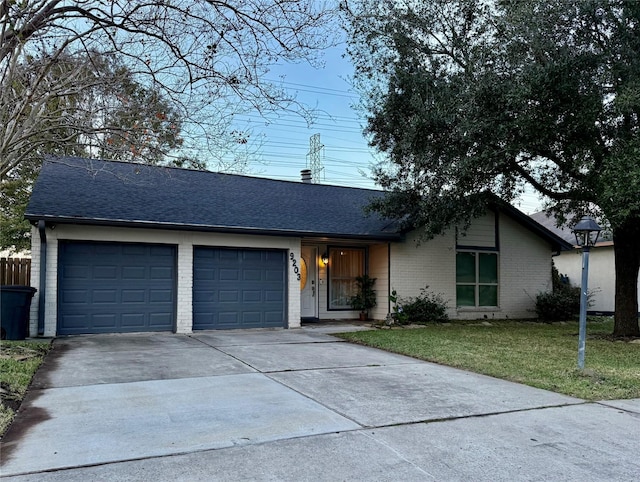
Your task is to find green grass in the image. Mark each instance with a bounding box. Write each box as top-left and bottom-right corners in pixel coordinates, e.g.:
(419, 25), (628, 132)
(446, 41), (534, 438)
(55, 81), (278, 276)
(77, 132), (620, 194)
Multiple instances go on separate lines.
(0, 340), (51, 437)
(337, 319), (640, 400)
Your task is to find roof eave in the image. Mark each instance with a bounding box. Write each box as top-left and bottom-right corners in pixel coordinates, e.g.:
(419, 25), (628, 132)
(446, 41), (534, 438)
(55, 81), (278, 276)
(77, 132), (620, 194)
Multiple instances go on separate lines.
(24, 215), (402, 242)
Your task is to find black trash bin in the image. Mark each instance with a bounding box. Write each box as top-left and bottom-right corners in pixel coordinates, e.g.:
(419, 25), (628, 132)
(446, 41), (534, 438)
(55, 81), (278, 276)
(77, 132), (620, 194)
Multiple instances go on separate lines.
(1, 286), (37, 340)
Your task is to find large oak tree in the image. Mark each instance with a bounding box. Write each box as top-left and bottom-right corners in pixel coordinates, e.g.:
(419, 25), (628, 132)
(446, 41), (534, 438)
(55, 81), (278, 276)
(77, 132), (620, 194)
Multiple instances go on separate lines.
(345, 0), (640, 336)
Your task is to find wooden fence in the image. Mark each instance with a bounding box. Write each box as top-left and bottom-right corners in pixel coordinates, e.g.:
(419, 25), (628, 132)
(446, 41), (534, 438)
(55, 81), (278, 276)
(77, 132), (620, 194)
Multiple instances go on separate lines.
(1, 257), (31, 286)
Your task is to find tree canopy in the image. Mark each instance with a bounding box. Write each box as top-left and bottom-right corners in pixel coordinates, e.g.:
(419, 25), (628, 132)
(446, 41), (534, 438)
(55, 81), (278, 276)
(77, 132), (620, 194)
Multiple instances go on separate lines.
(1, 1), (337, 251)
(345, 0), (640, 336)
(1, 0), (337, 177)
(0, 51), (194, 251)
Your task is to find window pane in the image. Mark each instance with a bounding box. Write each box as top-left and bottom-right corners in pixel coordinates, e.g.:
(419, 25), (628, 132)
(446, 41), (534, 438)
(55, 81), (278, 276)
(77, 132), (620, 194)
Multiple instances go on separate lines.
(329, 248), (364, 309)
(330, 249), (363, 278)
(456, 252), (476, 283)
(479, 253), (498, 283)
(331, 279), (358, 308)
(479, 285), (498, 306)
(456, 285), (475, 307)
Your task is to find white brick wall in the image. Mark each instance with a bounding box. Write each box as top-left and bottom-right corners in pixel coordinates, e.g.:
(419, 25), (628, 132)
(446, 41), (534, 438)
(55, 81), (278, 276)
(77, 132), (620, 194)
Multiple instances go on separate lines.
(495, 213), (552, 319)
(28, 226), (40, 337)
(389, 213), (554, 320)
(390, 230), (458, 318)
(30, 224), (301, 335)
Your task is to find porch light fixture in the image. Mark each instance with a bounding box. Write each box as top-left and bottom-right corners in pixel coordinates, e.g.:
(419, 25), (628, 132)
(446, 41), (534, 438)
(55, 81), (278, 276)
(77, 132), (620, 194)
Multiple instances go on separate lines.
(572, 216), (602, 370)
(321, 252), (329, 266)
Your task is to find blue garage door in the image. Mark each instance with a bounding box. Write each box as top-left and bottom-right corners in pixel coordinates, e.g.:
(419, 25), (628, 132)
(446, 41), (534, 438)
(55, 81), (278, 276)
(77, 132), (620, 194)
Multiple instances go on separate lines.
(58, 242), (176, 335)
(193, 247), (286, 330)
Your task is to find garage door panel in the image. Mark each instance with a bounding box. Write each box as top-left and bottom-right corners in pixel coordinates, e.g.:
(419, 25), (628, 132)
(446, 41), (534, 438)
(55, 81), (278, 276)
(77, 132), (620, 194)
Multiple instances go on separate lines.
(150, 266), (173, 280)
(121, 313), (145, 327)
(122, 290), (146, 303)
(92, 314), (117, 328)
(149, 313), (173, 327)
(243, 290), (261, 302)
(217, 312), (239, 327)
(150, 289), (172, 303)
(219, 250), (239, 260)
(93, 290), (117, 303)
(243, 269), (262, 281)
(193, 289), (214, 303)
(220, 269), (239, 281)
(95, 244), (120, 255)
(94, 266), (117, 279)
(265, 290), (283, 302)
(65, 266), (89, 279)
(60, 314), (88, 330)
(193, 247), (286, 330)
(219, 290), (239, 302)
(122, 266), (146, 279)
(58, 242), (176, 335)
(243, 251), (263, 261)
(122, 245), (146, 256)
(265, 311), (285, 323)
(62, 289), (88, 304)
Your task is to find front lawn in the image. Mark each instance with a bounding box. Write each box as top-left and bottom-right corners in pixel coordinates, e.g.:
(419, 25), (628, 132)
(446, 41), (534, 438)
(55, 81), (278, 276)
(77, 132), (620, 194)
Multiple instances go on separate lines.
(0, 340), (51, 437)
(337, 319), (639, 400)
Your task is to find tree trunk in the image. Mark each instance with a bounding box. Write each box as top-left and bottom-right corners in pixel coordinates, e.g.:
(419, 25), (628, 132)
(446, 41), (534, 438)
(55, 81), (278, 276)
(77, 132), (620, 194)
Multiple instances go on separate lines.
(612, 218), (640, 337)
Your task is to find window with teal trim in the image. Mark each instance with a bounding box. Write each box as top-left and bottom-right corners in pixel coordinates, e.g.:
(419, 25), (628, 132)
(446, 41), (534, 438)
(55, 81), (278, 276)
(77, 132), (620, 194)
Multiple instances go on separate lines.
(456, 252), (498, 307)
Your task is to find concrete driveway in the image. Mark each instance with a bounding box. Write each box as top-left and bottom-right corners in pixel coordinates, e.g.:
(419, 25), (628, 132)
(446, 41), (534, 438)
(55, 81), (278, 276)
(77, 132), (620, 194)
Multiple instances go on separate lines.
(1, 325), (639, 481)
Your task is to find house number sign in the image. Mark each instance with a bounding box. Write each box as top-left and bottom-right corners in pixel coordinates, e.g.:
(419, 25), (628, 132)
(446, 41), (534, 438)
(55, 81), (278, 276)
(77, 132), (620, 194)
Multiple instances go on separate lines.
(289, 253), (301, 281)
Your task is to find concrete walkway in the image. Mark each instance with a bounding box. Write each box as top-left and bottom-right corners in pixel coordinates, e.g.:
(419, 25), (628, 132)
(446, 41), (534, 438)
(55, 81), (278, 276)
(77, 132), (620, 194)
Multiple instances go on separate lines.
(1, 325), (639, 481)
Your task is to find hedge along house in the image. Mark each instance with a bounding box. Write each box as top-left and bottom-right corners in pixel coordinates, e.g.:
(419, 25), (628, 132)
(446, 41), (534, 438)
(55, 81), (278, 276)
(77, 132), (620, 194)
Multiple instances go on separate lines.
(25, 157), (571, 336)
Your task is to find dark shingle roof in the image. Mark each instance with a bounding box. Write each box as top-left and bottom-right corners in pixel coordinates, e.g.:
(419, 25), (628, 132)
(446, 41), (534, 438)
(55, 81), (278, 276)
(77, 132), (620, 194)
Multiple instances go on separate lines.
(529, 211), (576, 244)
(530, 211), (612, 247)
(25, 157), (400, 240)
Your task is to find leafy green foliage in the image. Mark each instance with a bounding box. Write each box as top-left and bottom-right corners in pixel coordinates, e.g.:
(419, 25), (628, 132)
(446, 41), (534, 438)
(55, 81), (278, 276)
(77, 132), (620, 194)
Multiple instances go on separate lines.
(535, 289), (581, 322)
(536, 264), (585, 321)
(390, 286), (449, 324)
(349, 275), (377, 312)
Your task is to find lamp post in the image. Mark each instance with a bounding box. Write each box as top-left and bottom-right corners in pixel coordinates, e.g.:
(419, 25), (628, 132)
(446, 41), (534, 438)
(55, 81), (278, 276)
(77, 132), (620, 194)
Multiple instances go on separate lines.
(572, 216), (602, 370)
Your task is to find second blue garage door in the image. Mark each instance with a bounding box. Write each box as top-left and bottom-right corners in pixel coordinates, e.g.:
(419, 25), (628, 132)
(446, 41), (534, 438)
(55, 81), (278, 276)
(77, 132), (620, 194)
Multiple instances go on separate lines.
(193, 247), (287, 330)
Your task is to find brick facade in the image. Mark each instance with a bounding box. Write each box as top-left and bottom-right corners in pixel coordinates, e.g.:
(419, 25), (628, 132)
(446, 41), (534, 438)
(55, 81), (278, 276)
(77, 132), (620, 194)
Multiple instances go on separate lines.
(30, 210), (557, 335)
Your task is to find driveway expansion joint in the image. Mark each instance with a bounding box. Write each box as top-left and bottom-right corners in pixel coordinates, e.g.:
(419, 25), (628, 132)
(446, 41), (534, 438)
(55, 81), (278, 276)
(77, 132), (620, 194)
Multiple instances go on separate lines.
(352, 400), (592, 430)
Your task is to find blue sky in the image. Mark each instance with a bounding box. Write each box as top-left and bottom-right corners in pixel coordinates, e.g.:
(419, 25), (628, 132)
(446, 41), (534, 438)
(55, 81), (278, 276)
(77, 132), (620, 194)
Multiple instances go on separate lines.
(229, 44), (380, 190)
(232, 44), (544, 214)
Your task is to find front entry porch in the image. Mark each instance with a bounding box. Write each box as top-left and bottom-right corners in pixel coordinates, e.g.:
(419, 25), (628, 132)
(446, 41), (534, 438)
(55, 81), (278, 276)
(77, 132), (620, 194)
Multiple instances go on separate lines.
(299, 241), (390, 323)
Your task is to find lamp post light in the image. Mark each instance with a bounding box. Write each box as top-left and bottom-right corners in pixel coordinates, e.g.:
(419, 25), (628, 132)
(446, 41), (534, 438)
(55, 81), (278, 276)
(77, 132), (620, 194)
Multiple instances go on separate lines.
(572, 216), (602, 370)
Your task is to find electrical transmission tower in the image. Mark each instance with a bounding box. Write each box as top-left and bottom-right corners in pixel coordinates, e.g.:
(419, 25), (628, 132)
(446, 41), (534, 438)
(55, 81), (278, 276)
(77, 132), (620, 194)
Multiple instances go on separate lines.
(306, 133), (325, 183)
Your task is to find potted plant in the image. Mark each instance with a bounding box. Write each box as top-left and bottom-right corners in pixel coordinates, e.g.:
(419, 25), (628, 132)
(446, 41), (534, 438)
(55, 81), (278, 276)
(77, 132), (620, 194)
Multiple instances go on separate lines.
(349, 275), (377, 321)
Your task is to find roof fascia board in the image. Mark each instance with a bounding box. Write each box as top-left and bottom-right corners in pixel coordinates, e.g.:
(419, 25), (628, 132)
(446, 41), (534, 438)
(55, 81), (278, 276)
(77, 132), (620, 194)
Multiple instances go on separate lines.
(25, 215), (402, 242)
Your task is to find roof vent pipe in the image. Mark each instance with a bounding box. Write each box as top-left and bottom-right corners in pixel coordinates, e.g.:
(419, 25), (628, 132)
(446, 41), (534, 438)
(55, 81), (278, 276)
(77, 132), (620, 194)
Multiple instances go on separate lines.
(301, 169), (312, 183)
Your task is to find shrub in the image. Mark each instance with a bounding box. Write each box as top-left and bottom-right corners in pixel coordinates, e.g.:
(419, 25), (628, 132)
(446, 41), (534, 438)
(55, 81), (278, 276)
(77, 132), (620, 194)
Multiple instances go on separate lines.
(535, 288), (581, 321)
(390, 286), (449, 324)
(536, 264), (582, 321)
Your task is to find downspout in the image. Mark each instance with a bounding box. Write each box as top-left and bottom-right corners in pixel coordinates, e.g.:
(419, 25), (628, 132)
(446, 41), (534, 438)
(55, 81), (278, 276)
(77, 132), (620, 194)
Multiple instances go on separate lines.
(38, 220), (46, 336)
(387, 242), (391, 314)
